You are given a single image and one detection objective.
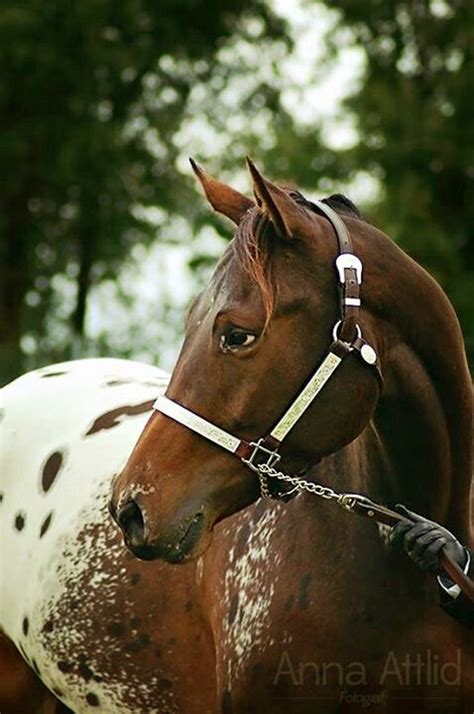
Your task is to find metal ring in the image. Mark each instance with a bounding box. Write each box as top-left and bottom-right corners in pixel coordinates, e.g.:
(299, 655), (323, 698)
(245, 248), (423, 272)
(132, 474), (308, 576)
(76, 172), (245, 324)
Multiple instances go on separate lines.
(332, 320), (361, 342)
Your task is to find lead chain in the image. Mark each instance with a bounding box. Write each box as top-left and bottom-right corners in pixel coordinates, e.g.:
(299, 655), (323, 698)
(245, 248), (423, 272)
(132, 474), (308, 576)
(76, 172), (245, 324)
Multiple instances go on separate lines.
(256, 462), (343, 502)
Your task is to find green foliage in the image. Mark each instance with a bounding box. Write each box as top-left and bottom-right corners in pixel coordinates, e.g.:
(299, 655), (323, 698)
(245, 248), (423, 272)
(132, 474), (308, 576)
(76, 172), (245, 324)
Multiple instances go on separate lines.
(285, 0), (474, 363)
(1, 0), (472, 384)
(0, 0), (286, 383)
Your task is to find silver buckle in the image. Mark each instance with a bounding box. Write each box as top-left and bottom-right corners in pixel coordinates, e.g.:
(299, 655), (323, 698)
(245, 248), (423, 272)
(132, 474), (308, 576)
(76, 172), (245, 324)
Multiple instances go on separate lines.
(242, 438), (281, 473)
(335, 253), (363, 284)
(337, 493), (373, 512)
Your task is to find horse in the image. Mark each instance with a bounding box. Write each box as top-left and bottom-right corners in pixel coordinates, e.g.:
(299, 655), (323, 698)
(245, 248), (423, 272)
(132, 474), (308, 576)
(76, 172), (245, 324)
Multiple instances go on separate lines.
(0, 359), (202, 713)
(110, 159), (473, 711)
(0, 158), (472, 713)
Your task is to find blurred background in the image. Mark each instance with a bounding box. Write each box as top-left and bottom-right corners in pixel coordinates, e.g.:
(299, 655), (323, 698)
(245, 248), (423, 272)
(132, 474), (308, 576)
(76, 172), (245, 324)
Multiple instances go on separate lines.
(1, 0), (472, 386)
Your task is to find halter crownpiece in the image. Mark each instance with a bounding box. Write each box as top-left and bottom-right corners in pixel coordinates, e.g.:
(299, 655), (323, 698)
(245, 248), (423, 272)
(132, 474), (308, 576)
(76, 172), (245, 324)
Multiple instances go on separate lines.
(153, 199), (382, 500)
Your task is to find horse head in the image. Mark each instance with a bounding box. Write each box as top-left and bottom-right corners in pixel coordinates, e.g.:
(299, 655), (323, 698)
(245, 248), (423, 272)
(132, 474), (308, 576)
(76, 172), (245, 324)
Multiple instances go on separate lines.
(109, 159), (384, 562)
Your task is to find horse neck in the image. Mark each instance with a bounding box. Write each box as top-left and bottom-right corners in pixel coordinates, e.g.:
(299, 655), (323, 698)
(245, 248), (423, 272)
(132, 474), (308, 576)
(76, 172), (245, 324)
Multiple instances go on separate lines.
(361, 235), (473, 544)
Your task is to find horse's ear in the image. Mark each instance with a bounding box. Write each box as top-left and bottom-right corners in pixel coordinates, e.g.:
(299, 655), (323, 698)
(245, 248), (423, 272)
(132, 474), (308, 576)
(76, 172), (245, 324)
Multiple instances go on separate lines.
(190, 158), (254, 225)
(246, 157), (314, 240)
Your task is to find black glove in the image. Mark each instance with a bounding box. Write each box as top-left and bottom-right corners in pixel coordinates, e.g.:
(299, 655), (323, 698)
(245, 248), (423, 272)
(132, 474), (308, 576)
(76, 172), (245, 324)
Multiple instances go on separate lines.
(388, 504), (467, 574)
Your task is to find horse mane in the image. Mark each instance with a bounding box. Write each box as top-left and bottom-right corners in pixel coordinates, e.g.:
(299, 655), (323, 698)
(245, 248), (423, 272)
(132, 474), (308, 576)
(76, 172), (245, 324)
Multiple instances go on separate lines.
(233, 190), (362, 322)
(319, 193), (362, 219)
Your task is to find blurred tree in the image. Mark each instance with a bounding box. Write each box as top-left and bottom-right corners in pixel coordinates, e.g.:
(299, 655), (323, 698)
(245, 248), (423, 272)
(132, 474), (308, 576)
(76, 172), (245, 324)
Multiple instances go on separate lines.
(268, 0), (473, 364)
(0, 0), (286, 384)
(2, 0), (472, 385)
(185, 0), (474, 363)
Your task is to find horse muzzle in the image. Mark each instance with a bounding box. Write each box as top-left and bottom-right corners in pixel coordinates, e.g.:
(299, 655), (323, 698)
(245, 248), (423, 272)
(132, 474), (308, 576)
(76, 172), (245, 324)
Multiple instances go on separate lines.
(110, 496), (208, 563)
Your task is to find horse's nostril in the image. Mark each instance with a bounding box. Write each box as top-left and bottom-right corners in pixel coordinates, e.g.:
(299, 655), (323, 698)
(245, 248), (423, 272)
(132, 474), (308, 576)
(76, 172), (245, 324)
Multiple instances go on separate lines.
(116, 499), (145, 546)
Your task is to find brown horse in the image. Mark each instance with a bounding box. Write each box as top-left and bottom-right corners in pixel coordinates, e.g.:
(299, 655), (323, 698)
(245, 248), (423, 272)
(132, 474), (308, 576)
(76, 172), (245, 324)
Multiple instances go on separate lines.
(111, 159), (473, 713)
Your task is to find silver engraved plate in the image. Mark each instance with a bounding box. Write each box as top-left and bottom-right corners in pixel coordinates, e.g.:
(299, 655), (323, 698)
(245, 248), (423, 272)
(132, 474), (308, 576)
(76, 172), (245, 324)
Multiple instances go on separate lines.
(154, 396), (240, 453)
(185, 414), (240, 452)
(270, 352), (342, 442)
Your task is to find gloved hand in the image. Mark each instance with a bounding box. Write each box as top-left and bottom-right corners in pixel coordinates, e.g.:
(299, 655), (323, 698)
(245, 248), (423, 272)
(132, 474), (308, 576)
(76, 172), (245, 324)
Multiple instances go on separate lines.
(388, 504), (467, 574)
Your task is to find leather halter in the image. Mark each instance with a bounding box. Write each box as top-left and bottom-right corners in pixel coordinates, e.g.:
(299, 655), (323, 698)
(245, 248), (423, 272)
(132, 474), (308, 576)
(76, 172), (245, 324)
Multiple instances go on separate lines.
(152, 203), (474, 601)
(153, 200), (382, 496)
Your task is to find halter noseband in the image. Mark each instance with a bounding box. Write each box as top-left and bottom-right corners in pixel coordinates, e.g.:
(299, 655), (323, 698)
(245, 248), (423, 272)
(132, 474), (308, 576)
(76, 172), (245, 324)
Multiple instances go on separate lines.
(153, 200), (382, 500)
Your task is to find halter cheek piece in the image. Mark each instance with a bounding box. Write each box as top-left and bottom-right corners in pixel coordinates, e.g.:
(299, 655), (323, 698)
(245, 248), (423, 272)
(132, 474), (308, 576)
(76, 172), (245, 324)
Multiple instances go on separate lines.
(153, 200), (383, 500)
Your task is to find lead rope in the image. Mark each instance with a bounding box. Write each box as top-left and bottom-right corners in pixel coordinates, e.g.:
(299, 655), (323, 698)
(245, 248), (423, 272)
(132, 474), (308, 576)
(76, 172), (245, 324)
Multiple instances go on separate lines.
(253, 462), (474, 603)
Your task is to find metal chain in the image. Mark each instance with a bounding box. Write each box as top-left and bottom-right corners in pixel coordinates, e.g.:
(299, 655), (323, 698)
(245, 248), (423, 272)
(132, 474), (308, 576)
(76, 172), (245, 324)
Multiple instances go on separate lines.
(256, 462), (343, 502)
(255, 457), (474, 604)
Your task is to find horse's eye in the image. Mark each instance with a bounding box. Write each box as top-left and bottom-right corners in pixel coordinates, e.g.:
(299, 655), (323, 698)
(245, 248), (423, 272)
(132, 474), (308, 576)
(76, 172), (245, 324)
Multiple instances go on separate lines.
(220, 330), (256, 353)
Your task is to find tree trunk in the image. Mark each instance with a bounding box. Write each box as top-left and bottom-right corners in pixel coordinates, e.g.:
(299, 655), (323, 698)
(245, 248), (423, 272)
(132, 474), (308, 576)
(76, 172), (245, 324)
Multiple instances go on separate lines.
(0, 194), (29, 386)
(71, 189), (98, 342)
